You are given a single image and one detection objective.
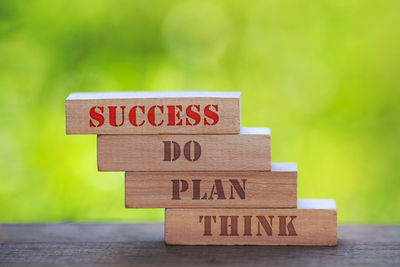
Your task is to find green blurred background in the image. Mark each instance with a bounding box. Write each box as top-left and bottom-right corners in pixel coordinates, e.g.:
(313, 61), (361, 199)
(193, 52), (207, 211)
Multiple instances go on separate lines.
(0, 0), (399, 223)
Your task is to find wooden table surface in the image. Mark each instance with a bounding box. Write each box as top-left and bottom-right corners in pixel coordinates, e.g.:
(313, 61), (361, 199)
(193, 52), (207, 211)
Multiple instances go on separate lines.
(0, 224), (399, 266)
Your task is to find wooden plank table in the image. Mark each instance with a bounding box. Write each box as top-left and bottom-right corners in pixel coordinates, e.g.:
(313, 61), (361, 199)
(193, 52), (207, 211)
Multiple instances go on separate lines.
(0, 224), (399, 266)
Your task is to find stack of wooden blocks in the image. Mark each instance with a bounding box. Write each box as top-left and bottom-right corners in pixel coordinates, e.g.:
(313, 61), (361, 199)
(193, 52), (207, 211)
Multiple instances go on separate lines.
(66, 91), (337, 246)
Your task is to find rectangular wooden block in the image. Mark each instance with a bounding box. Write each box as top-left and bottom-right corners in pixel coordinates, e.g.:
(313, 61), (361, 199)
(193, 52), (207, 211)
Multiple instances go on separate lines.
(98, 127), (271, 171)
(66, 91), (241, 134)
(125, 163), (296, 208)
(165, 199), (337, 246)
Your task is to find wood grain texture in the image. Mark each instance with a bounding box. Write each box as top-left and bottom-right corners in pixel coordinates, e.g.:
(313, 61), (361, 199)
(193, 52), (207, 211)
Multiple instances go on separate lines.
(125, 163), (296, 208)
(98, 127), (271, 171)
(66, 91), (241, 134)
(0, 224), (399, 266)
(165, 199), (337, 246)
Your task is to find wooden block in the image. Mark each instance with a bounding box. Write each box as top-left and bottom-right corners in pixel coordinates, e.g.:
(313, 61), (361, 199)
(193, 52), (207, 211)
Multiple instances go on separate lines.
(98, 127), (271, 171)
(125, 163), (296, 208)
(66, 91), (241, 134)
(165, 199), (337, 246)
